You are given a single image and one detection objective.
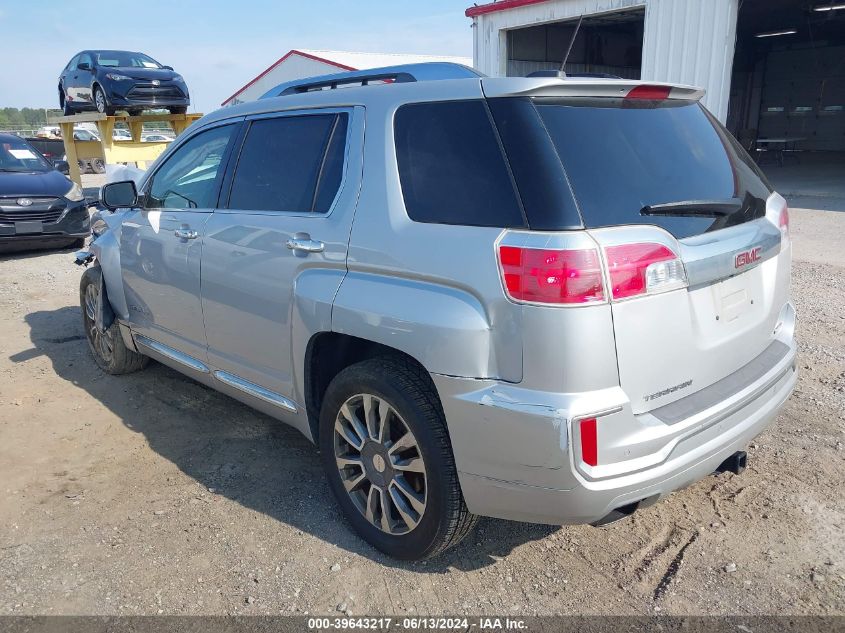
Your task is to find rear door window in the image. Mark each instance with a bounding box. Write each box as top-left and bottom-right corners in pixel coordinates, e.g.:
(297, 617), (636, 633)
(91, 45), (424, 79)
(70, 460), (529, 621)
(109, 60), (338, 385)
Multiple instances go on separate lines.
(394, 100), (526, 228)
(532, 98), (772, 239)
(227, 113), (347, 213)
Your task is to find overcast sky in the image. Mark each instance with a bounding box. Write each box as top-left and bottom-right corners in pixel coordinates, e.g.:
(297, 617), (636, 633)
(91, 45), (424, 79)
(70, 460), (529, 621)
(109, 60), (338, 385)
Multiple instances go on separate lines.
(0, 0), (473, 114)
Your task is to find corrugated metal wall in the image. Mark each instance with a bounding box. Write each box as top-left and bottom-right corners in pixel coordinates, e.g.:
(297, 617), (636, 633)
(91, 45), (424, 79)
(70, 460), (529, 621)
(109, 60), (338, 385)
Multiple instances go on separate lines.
(641, 0), (738, 121)
(472, 0), (738, 122)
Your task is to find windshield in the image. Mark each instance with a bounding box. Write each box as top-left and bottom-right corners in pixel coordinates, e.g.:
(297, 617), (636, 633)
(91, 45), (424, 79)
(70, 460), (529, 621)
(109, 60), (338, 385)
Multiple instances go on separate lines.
(0, 137), (52, 173)
(533, 98), (773, 239)
(94, 51), (162, 68)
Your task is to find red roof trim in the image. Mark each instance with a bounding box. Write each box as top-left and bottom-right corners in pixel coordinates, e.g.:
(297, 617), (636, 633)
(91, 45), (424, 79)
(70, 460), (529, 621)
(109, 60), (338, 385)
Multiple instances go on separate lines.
(465, 0), (550, 18)
(221, 49), (359, 106)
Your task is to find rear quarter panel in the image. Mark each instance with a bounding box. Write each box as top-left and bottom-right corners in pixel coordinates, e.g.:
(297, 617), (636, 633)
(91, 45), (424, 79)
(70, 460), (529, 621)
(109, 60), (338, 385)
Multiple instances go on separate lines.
(332, 84), (523, 381)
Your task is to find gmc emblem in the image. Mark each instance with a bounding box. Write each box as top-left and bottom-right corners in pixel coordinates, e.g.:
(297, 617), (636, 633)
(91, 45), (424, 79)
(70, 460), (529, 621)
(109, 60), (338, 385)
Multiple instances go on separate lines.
(735, 247), (762, 269)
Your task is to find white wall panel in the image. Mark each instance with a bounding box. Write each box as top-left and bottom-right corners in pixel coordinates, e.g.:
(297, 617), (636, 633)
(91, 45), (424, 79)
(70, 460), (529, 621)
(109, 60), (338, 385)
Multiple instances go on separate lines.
(641, 0), (738, 121)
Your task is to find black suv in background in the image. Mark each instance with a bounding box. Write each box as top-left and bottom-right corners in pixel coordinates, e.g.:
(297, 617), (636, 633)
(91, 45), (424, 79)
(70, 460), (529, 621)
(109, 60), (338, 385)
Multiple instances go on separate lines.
(0, 134), (89, 250)
(59, 50), (190, 116)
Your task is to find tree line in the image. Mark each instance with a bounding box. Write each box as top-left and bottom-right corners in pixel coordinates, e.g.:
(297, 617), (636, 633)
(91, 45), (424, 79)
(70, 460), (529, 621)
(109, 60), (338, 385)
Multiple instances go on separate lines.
(0, 107), (64, 129)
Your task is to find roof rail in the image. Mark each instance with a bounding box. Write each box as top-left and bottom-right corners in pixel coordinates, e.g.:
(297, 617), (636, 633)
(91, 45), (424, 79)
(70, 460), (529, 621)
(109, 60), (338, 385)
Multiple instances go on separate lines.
(260, 62), (484, 99)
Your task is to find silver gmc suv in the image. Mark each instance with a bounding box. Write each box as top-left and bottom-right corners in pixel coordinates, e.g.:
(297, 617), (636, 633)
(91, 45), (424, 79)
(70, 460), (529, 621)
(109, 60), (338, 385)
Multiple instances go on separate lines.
(77, 63), (797, 560)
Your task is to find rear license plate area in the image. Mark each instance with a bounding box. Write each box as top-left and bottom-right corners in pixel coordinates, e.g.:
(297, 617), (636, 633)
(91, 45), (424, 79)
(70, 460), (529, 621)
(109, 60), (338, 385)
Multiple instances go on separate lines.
(14, 221), (43, 235)
(716, 274), (755, 323)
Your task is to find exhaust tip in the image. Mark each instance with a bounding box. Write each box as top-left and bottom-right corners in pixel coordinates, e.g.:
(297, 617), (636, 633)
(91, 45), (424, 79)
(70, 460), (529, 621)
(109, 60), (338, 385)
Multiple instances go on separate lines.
(715, 450), (748, 476)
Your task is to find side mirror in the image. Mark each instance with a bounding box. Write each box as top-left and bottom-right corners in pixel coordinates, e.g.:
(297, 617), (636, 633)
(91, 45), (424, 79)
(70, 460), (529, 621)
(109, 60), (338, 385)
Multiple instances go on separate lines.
(77, 62), (92, 71)
(162, 65), (174, 71)
(101, 180), (138, 210)
(54, 160), (70, 175)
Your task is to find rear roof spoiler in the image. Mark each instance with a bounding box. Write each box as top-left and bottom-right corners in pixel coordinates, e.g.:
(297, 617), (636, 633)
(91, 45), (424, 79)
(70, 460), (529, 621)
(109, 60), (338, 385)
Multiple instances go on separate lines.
(481, 77), (705, 101)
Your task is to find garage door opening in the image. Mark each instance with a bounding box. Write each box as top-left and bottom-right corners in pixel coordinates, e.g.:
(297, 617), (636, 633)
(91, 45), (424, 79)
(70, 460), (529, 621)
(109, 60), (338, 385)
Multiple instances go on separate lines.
(729, 0), (845, 173)
(505, 9), (644, 79)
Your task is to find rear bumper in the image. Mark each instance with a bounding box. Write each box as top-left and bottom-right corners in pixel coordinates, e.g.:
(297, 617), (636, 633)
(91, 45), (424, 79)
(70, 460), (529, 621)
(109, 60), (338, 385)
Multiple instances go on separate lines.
(434, 334), (797, 525)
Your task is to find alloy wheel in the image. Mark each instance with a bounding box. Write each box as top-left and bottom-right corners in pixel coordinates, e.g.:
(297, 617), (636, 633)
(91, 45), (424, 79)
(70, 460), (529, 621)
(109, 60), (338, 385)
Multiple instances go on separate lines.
(84, 283), (114, 363)
(95, 89), (106, 113)
(333, 393), (428, 535)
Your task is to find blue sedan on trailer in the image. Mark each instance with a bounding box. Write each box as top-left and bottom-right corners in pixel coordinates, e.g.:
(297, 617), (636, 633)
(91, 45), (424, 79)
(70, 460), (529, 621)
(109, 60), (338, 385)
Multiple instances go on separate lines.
(59, 50), (190, 116)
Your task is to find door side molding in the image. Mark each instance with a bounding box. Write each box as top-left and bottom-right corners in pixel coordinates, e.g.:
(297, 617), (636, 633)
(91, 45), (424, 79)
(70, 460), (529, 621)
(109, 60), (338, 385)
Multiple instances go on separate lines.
(134, 335), (210, 374)
(213, 370), (299, 413)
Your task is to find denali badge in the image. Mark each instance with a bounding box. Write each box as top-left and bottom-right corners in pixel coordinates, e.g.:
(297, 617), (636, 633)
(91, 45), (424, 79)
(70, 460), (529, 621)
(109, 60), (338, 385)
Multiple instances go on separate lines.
(735, 247), (761, 269)
(644, 379), (693, 402)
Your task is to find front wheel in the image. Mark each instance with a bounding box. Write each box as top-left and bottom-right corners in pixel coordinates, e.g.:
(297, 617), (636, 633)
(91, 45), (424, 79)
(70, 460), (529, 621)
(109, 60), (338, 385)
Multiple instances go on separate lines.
(169, 106), (188, 115)
(319, 357), (477, 560)
(93, 86), (115, 116)
(80, 266), (148, 375)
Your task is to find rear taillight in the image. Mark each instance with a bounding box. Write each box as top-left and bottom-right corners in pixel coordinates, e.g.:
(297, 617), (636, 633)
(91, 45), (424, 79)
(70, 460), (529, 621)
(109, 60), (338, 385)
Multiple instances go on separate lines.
(580, 418), (598, 467)
(604, 243), (688, 300)
(498, 245), (605, 305)
(778, 204), (790, 246)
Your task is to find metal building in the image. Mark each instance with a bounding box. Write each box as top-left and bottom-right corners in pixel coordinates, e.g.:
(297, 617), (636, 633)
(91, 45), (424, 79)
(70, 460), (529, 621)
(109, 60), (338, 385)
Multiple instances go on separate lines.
(467, 0), (845, 152)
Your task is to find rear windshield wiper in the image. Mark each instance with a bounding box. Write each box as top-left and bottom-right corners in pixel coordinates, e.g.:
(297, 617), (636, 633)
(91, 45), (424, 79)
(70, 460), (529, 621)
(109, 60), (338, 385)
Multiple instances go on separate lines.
(640, 199), (742, 218)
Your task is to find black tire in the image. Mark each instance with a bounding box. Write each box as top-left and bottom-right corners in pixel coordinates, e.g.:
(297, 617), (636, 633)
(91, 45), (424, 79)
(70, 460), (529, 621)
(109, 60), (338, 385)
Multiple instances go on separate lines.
(70, 237), (86, 249)
(169, 106), (188, 115)
(80, 266), (149, 375)
(61, 89), (73, 116)
(93, 85), (115, 116)
(91, 158), (106, 174)
(319, 356), (477, 560)
(128, 109), (143, 117)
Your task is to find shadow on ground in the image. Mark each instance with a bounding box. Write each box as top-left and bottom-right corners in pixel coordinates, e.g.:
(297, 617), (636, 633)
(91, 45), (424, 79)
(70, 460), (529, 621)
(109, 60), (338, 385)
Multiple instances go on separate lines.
(11, 305), (557, 572)
(0, 240), (83, 259)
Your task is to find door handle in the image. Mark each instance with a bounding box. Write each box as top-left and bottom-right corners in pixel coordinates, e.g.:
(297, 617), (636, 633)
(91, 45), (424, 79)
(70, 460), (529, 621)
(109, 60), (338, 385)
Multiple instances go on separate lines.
(286, 237), (325, 253)
(174, 227), (199, 240)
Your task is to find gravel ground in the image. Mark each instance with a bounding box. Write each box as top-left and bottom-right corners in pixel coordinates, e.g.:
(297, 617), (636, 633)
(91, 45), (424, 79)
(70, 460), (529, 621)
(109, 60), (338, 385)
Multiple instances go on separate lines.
(0, 192), (843, 616)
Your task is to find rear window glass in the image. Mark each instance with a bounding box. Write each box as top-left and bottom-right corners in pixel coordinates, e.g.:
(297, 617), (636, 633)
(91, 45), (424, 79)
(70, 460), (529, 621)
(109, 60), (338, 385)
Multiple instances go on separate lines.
(228, 113), (347, 213)
(534, 98), (772, 239)
(394, 100), (525, 228)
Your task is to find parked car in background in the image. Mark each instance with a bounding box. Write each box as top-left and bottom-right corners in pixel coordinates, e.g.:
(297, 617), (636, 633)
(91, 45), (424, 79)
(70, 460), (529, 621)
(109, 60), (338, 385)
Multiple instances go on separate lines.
(142, 134), (173, 143)
(113, 129), (132, 141)
(80, 64), (796, 560)
(59, 50), (190, 116)
(73, 128), (100, 142)
(25, 137), (65, 163)
(0, 134), (88, 250)
(36, 126), (62, 139)
(27, 133), (104, 175)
